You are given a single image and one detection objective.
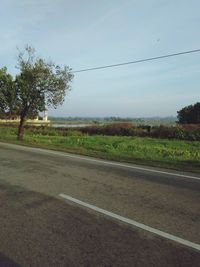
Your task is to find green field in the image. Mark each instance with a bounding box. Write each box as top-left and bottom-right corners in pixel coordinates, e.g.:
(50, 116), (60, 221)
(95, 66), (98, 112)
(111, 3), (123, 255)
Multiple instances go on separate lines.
(0, 126), (200, 173)
(49, 116), (176, 126)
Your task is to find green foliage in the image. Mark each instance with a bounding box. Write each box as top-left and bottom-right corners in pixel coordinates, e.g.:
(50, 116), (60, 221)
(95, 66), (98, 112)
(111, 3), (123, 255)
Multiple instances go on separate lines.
(177, 102), (200, 124)
(0, 68), (18, 118)
(0, 126), (17, 140)
(0, 45), (73, 140)
(66, 130), (83, 136)
(15, 45), (73, 116)
(23, 126), (83, 137)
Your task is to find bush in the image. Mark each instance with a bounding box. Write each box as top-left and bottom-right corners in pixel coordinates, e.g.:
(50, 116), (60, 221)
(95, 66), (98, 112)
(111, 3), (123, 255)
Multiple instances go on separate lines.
(151, 126), (177, 139)
(151, 125), (200, 141)
(80, 123), (138, 136)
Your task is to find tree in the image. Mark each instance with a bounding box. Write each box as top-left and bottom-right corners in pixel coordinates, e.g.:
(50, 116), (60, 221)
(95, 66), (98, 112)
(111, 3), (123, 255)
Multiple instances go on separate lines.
(0, 67), (18, 119)
(177, 102), (200, 124)
(0, 45), (73, 140)
(16, 46), (74, 140)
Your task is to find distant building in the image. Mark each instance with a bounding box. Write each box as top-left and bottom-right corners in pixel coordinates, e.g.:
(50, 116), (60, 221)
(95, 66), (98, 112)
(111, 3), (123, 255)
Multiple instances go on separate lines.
(0, 109), (50, 126)
(43, 108), (48, 121)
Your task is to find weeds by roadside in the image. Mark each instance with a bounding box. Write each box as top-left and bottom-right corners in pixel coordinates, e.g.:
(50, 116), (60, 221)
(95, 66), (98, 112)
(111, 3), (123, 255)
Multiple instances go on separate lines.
(0, 125), (200, 172)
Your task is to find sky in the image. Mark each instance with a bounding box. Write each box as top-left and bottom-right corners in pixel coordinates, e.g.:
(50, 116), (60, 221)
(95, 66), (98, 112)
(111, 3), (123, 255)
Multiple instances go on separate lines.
(0, 0), (200, 117)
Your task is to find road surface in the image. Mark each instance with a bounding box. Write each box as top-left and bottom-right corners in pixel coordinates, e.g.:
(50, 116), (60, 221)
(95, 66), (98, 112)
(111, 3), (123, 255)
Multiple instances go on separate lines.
(0, 142), (199, 266)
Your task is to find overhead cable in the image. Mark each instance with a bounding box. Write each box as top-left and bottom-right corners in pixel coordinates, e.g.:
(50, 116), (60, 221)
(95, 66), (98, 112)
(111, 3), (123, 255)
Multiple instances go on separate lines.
(73, 48), (200, 73)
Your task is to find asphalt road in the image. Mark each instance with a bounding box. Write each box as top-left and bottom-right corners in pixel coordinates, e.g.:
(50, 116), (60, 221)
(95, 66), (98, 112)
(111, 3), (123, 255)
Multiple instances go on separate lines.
(0, 142), (200, 267)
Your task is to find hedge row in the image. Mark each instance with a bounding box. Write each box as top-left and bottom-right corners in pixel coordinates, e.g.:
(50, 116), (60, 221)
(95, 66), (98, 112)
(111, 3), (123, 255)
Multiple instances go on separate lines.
(80, 123), (200, 141)
(1, 123), (200, 141)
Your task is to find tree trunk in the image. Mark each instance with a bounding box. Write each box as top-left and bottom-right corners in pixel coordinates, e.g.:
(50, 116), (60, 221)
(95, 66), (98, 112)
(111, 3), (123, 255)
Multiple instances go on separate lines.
(17, 115), (26, 140)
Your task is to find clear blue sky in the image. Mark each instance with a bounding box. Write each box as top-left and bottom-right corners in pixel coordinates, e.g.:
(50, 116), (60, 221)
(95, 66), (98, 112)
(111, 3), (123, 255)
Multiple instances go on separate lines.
(0, 0), (199, 117)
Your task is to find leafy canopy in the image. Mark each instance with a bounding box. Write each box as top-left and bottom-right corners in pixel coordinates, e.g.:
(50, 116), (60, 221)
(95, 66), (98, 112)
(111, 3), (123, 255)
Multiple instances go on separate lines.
(15, 45), (74, 118)
(177, 102), (200, 124)
(0, 67), (18, 118)
(0, 45), (73, 140)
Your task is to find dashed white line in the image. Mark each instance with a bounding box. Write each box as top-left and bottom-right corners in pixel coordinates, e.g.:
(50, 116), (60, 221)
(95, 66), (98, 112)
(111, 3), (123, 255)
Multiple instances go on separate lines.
(59, 193), (200, 252)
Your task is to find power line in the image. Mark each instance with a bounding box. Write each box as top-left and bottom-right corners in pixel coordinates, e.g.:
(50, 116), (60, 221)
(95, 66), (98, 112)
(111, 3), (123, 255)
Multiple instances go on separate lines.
(73, 48), (200, 73)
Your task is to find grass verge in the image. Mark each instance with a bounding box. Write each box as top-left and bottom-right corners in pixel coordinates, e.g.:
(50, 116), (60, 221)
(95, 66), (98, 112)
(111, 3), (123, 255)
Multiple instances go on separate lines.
(0, 126), (200, 173)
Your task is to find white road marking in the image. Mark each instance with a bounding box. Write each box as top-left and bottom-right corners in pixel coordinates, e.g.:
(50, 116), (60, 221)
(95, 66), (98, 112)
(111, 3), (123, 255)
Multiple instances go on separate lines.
(59, 193), (200, 252)
(1, 142), (200, 181)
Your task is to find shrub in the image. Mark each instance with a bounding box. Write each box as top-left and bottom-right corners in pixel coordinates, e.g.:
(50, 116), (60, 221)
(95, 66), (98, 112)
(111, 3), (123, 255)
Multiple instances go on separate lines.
(80, 123), (138, 136)
(151, 125), (200, 141)
(151, 126), (178, 139)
